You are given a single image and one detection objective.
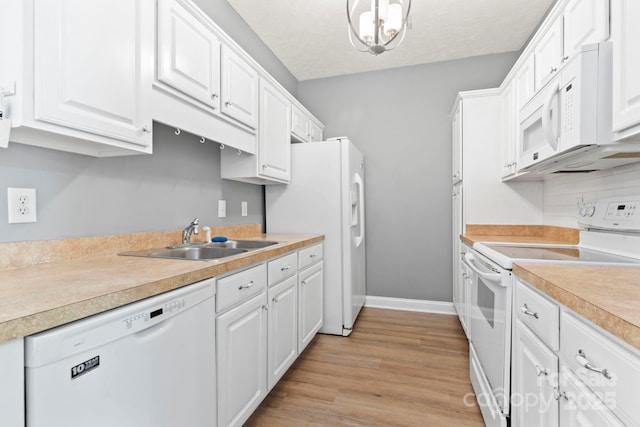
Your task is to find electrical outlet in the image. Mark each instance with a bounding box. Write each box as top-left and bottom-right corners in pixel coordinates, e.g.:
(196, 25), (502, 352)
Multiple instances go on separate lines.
(241, 201), (248, 217)
(8, 188), (37, 223)
(218, 200), (226, 218)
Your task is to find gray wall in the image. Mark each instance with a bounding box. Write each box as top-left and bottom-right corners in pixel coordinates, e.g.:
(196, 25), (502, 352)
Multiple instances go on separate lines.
(0, 123), (263, 242)
(298, 52), (519, 302)
(193, 0), (297, 95)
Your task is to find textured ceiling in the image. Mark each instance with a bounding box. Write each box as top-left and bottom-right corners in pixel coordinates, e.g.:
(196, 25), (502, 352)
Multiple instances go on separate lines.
(226, 0), (555, 81)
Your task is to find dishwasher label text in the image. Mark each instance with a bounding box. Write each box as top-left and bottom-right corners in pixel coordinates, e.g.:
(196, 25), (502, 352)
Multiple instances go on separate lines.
(71, 356), (100, 380)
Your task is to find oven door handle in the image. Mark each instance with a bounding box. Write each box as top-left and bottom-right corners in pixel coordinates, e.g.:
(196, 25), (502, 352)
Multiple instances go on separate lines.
(463, 253), (502, 283)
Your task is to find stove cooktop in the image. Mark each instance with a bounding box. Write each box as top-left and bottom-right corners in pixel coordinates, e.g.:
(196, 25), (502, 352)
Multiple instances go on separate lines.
(483, 243), (640, 265)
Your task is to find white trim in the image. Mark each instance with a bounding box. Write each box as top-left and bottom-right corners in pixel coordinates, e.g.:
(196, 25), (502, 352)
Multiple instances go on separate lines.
(364, 296), (456, 315)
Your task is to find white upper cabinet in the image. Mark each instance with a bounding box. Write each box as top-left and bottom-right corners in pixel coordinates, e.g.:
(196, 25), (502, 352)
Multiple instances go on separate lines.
(291, 102), (324, 143)
(515, 54), (536, 110)
(221, 46), (259, 129)
(451, 99), (463, 184)
(156, 0), (221, 112)
(563, 0), (609, 60)
(258, 78), (291, 182)
(534, 17), (564, 90)
(1, 0), (154, 156)
(611, 0), (640, 140)
(500, 81), (518, 179)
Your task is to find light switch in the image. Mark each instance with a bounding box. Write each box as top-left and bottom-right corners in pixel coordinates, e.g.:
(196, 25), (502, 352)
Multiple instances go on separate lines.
(218, 200), (226, 218)
(241, 201), (248, 217)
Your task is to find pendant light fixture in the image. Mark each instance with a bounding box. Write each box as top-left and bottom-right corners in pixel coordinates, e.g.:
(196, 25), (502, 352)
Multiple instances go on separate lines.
(347, 0), (411, 55)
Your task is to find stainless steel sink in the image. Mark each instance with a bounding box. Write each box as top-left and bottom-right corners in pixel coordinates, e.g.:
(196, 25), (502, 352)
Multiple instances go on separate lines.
(207, 240), (279, 249)
(119, 240), (279, 261)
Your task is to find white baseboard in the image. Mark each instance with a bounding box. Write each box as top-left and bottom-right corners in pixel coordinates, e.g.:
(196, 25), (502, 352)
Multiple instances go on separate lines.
(364, 296), (456, 315)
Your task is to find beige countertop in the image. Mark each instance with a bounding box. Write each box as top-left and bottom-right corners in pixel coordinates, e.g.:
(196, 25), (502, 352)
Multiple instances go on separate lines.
(0, 226), (323, 344)
(461, 224), (640, 351)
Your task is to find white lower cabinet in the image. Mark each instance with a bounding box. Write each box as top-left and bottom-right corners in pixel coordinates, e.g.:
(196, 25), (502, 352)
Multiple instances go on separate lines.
(512, 279), (637, 427)
(298, 261), (324, 353)
(512, 319), (559, 427)
(0, 338), (24, 427)
(216, 291), (268, 427)
(267, 275), (298, 390)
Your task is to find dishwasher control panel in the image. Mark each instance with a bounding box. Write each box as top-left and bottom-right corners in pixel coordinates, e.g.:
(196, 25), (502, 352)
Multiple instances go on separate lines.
(578, 196), (640, 231)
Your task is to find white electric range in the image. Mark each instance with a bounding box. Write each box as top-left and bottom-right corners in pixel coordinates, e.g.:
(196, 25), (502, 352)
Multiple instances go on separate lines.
(462, 196), (640, 427)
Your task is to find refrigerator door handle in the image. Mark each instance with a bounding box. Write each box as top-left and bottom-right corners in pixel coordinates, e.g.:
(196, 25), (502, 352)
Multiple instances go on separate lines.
(354, 173), (365, 248)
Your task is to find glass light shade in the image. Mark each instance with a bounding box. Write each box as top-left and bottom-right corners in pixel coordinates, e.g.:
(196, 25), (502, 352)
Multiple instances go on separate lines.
(359, 11), (374, 43)
(372, 0), (389, 24)
(385, 3), (402, 36)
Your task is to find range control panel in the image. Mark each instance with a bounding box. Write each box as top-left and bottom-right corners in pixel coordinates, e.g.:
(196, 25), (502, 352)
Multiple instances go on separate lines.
(578, 196), (640, 231)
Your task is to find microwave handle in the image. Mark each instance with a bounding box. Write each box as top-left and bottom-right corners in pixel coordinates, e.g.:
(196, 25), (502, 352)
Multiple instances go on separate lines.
(541, 82), (560, 151)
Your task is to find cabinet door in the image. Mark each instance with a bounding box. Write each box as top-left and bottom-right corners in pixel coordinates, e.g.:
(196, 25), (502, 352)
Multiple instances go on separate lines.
(309, 120), (324, 142)
(559, 366), (625, 427)
(291, 104), (309, 142)
(298, 262), (323, 353)
(451, 101), (463, 184)
(34, 0), (152, 147)
(268, 276), (298, 390)
(535, 18), (563, 90)
(258, 78), (291, 182)
(512, 319), (559, 427)
(217, 292), (267, 427)
(221, 46), (258, 129)
(562, 0), (609, 61)
(515, 54), (536, 109)
(611, 0), (640, 135)
(500, 81), (517, 178)
(0, 338), (24, 427)
(157, 0), (221, 111)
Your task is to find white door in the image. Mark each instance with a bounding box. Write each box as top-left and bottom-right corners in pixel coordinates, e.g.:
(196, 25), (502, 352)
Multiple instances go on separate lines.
(512, 319), (559, 427)
(611, 0), (640, 134)
(221, 46), (258, 129)
(267, 275), (298, 390)
(342, 140), (366, 335)
(562, 0), (609, 62)
(217, 292), (267, 427)
(34, 0), (152, 147)
(298, 262), (323, 352)
(156, 0), (221, 111)
(535, 17), (563, 90)
(291, 104), (308, 142)
(515, 54), (536, 109)
(258, 78), (291, 182)
(309, 120), (323, 142)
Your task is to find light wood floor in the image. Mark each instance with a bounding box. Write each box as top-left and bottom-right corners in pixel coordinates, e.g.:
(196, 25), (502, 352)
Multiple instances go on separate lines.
(245, 307), (484, 426)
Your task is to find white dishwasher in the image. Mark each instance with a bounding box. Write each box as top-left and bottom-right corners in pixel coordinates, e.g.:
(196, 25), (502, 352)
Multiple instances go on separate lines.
(24, 278), (216, 427)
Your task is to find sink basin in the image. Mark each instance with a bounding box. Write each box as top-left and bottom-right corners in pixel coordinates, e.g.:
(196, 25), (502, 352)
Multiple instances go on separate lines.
(120, 246), (247, 261)
(119, 240), (279, 261)
(208, 240), (279, 249)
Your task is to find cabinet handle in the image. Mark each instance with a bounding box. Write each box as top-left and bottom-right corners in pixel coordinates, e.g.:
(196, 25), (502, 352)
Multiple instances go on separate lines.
(225, 101), (232, 107)
(272, 296), (279, 303)
(452, 191), (458, 198)
(576, 349), (612, 379)
(521, 303), (539, 319)
(262, 304), (269, 311)
(309, 254), (317, 258)
(549, 66), (557, 74)
(238, 281), (254, 290)
(535, 365), (549, 377)
(280, 266), (290, 271)
(561, 55), (569, 63)
(141, 125), (151, 134)
(211, 93), (218, 99)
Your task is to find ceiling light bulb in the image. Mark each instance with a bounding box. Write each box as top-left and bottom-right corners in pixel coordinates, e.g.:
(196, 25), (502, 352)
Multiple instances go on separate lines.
(385, 3), (402, 36)
(372, 0), (389, 25)
(359, 11), (374, 43)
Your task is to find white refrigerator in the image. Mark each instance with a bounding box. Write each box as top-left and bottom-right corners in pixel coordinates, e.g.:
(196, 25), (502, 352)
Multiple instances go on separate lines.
(266, 137), (366, 336)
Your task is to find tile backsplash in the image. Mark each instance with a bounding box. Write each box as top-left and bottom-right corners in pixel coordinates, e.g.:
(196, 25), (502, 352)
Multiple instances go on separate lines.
(543, 162), (640, 227)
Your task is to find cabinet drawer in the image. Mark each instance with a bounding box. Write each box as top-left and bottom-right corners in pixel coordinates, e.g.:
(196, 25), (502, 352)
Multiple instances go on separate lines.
(560, 311), (640, 426)
(216, 264), (267, 313)
(268, 252), (297, 286)
(515, 280), (560, 350)
(298, 243), (323, 270)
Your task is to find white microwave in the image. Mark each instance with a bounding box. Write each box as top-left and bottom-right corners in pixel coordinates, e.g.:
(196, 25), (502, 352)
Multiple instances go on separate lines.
(518, 42), (640, 173)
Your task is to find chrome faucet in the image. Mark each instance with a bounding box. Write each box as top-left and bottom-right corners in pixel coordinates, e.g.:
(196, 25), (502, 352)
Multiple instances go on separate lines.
(182, 218), (199, 244)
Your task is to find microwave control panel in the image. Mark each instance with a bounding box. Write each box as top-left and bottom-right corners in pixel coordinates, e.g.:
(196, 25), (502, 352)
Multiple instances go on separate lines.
(578, 197), (640, 231)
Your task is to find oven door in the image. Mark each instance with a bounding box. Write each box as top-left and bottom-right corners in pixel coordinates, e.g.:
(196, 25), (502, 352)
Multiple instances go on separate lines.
(463, 251), (512, 415)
